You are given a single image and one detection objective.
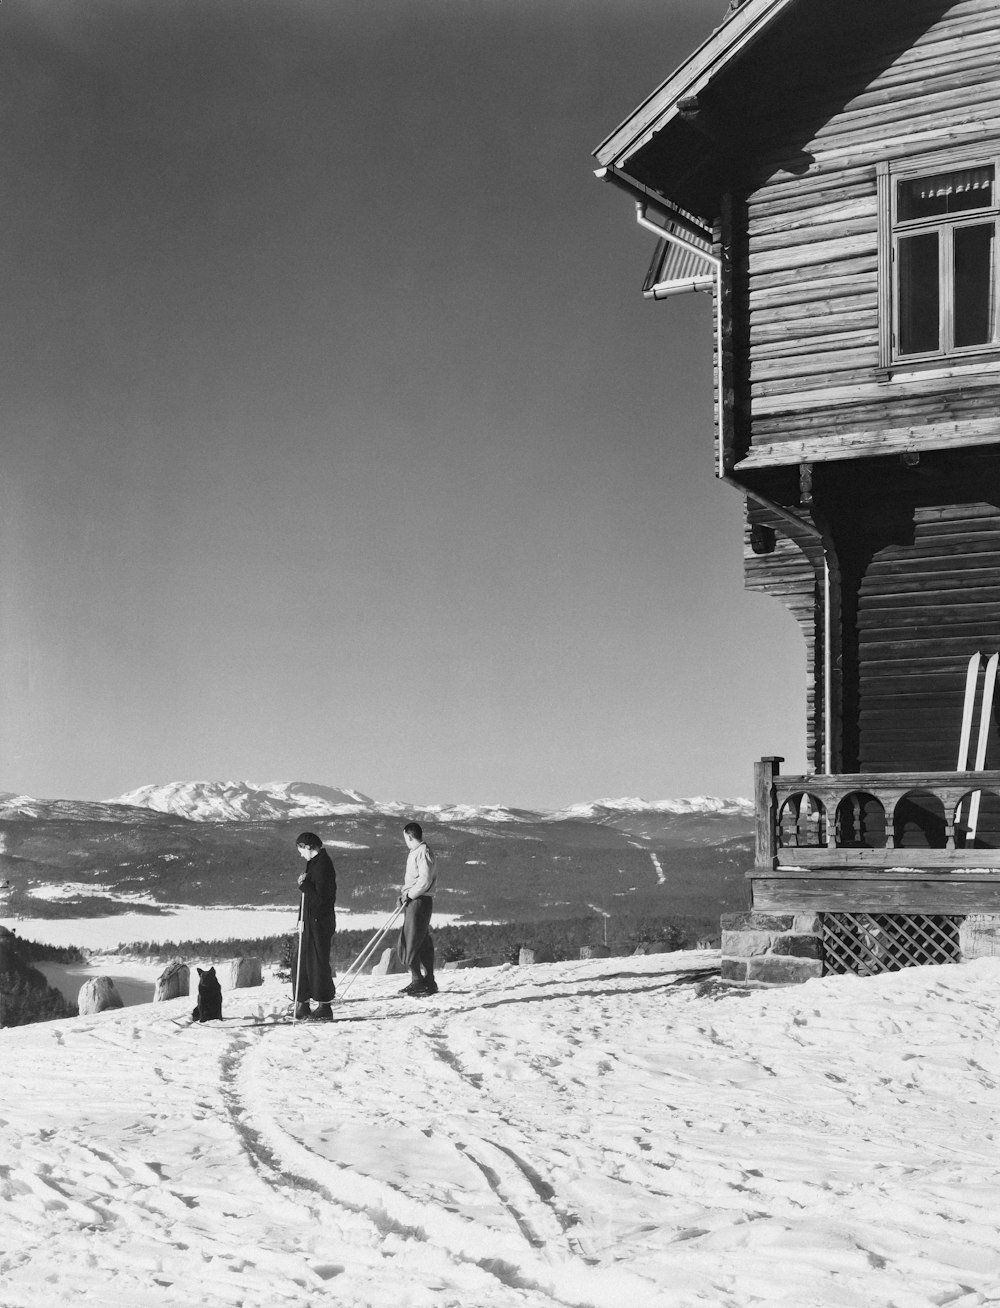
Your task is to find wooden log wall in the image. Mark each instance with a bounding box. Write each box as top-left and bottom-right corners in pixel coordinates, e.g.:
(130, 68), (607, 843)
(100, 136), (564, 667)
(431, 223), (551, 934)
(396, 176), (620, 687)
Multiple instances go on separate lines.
(858, 499), (1000, 774)
(736, 0), (1000, 462)
(717, 0), (1000, 786)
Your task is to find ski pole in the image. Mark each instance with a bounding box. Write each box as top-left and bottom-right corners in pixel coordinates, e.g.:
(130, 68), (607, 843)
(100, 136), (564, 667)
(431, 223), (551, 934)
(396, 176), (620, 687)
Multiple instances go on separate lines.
(338, 902), (405, 992)
(336, 902), (405, 1002)
(345, 902), (406, 978)
(292, 892), (306, 1022)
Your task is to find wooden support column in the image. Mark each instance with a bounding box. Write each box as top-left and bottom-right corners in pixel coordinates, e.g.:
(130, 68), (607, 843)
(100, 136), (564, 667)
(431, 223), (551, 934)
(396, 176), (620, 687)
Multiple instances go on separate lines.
(718, 192), (748, 470)
(754, 756), (783, 871)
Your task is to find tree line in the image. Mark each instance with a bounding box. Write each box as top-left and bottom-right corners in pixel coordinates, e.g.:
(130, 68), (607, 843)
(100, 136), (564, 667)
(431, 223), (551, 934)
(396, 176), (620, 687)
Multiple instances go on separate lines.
(125, 911), (717, 969)
(0, 928), (80, 1028)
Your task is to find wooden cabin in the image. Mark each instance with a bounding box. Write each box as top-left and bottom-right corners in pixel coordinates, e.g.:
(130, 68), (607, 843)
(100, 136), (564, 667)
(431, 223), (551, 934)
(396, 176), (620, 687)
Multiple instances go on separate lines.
(595, 0), (1000, 980)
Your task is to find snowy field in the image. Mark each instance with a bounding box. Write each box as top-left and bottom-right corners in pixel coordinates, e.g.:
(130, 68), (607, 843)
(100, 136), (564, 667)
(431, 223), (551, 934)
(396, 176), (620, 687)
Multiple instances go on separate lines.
(3, 951), (1000, 1308)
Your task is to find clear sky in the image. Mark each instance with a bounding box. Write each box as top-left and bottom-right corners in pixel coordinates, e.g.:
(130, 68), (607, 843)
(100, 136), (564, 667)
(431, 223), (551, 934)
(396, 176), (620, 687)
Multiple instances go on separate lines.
(0, 0), (806, 807)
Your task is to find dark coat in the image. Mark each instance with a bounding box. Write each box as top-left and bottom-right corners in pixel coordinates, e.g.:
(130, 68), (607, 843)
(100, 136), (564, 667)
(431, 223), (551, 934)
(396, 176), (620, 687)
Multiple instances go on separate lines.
(294, 847), (337, 1002)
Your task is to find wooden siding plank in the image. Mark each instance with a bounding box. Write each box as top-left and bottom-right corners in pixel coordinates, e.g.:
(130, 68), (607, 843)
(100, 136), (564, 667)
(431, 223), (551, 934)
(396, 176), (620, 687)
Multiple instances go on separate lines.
(750, 214), (876, 256)
(753, 878), (1000, 913)
(748, 258), (877, 297)
(748, 232), (874, 277)
(855, 500), (1000, 774)
(748, 196), (875, 239)
(776, 850), (1000, 869)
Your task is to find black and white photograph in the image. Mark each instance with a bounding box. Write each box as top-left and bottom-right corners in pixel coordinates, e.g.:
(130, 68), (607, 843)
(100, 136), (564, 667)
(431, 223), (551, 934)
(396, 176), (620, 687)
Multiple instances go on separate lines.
(3, 0), (1000, 1303)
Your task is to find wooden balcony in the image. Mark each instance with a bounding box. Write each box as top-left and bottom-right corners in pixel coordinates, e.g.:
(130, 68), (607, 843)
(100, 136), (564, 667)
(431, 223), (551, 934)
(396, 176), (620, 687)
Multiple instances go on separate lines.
(752, 756), (1000, 913)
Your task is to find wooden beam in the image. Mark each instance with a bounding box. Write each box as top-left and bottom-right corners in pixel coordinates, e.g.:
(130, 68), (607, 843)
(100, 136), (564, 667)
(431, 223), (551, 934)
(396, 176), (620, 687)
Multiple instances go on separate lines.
(737, 419), (1000, 468)
(775, 850), (1000, 868)
(753, 875), (1000, 913)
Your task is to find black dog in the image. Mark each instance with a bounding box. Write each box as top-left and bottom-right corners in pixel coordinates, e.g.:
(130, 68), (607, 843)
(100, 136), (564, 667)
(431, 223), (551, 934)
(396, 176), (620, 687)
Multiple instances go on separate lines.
(191, 966), (223, 1022)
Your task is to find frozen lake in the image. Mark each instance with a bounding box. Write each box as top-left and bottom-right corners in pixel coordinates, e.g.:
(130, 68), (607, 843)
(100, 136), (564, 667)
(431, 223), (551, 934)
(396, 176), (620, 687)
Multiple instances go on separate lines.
(0, 903), (442, 952)
(36, 959), (161, 1007)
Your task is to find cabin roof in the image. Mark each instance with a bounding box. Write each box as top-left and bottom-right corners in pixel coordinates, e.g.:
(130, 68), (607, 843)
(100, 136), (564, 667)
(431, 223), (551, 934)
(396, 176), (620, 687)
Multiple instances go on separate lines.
(594, 0), (798, 177)
(597, 0), (970, 224)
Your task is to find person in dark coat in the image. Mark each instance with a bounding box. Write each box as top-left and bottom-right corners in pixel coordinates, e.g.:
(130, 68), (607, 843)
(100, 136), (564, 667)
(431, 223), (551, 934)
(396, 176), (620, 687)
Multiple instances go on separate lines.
(293, 832), (337, 1020)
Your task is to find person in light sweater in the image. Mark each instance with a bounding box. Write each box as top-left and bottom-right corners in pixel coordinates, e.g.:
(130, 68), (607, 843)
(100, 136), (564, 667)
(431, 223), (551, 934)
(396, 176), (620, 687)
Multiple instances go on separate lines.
(396, 822), (438, 996)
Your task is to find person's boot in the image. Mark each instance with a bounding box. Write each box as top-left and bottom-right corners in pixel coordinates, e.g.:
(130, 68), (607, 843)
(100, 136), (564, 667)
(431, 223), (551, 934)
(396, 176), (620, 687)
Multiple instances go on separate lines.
(294, 1001), (312, 1020)
(400, 975), (424, 995)
(418, 973), (438, 996)
(309, 1003), (333, 1021)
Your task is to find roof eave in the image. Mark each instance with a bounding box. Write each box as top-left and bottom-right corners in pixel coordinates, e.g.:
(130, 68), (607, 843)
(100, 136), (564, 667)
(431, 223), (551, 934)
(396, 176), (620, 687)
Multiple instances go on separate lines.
(593, 0), (801, 171)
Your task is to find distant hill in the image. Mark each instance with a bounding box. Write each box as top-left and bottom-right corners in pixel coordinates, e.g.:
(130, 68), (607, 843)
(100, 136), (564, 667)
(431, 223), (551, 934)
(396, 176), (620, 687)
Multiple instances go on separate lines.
(0, 782), (755, 929)
(94, 780), (754, 828)
(112, 781), (377, 822)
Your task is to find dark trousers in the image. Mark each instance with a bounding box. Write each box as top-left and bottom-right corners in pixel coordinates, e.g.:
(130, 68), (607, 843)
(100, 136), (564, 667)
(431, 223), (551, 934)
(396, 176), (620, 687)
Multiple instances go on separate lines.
(292, 910), (336, 1003)
(397, 895), (434, 978)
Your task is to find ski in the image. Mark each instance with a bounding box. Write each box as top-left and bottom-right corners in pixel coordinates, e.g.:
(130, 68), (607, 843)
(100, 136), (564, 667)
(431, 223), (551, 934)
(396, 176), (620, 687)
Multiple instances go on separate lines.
(170, 1016), (249, 1029)
(968, 651), (999, 841)
(239, 1017), (322, 1028)
(171, 1014), (325, 1029)
(957, 652), (983, 834)
(958, 651), (982, 772)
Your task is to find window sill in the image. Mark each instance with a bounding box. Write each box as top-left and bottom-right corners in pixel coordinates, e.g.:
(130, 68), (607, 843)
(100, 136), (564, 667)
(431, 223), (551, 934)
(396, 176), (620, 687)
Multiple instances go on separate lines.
(875, 351), (1000, 382)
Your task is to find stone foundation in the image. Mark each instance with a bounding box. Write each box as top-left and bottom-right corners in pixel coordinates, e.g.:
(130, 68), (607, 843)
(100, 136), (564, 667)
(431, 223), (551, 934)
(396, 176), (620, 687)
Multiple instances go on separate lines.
(720, 912), (823, 986)
(959, 914), (1000, 960)
(723, 911), (1000, 983)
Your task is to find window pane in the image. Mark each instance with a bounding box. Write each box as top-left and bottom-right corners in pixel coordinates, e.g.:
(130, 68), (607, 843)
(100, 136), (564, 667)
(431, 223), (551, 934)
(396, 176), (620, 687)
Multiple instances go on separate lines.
(898, 232), (940, 354)
(898, 166), (994, 220)
(954, 223), (995, 348)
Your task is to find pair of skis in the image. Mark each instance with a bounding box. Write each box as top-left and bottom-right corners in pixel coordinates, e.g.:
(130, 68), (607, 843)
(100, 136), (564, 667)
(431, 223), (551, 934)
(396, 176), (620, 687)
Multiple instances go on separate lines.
(242, 901), (407, 1028)
(957, 650), (999, 841)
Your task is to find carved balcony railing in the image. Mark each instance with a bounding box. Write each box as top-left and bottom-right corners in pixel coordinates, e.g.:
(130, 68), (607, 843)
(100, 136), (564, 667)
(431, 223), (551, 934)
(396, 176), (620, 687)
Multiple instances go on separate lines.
(754, 755), (1000, 872)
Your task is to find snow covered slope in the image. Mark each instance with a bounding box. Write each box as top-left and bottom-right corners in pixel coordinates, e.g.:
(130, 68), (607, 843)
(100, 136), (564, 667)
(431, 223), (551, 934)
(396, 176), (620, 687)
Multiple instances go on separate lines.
(553, 796), (753, 820)
(112, 781), (377, 822)
(3, 952), (1000, 1307)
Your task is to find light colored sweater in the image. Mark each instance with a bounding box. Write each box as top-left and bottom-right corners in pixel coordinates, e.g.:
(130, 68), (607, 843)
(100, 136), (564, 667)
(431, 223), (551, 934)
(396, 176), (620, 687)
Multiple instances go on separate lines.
(403, 841), (437, 899)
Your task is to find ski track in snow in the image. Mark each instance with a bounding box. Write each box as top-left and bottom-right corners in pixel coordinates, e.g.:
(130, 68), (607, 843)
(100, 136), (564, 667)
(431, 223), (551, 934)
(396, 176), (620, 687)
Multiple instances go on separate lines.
(3, 954), (1000, 1305)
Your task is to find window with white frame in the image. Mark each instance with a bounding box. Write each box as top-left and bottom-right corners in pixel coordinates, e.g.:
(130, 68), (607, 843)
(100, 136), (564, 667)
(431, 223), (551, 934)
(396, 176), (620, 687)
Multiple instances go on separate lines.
(879, 155), (1000, 365)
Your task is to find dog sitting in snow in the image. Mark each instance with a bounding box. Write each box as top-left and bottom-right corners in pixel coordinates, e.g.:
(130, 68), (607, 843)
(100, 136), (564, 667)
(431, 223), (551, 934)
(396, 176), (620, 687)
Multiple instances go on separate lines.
(191, 966), (223, 1022)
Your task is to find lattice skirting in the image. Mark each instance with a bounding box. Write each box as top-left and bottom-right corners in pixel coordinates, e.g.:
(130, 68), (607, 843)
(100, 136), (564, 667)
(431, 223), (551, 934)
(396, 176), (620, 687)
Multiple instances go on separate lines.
(821, 913), (961, 976)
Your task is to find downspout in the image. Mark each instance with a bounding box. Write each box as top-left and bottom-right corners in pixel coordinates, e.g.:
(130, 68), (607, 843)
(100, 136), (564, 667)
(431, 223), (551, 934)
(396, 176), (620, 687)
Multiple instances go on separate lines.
(710, 259), (834, 777)
(635, 201), (834, 774)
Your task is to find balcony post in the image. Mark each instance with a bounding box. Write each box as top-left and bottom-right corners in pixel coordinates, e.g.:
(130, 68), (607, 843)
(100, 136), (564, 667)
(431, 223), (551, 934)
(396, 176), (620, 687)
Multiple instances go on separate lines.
(754, 756), (783, 870)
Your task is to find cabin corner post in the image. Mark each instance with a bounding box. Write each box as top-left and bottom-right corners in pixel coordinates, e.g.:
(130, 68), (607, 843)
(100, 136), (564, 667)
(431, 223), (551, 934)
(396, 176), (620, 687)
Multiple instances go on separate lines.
(717, 191), (747, 474)
(754, 755), (783, 871)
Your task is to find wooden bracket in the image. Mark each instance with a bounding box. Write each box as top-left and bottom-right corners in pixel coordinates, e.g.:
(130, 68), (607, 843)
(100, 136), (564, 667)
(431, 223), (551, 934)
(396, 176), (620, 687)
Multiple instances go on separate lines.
(799, 462), (813, 506)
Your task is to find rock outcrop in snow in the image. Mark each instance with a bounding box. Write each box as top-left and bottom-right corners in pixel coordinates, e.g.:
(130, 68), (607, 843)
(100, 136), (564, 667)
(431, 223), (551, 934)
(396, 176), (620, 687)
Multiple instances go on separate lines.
(77, 975), (124, 1015)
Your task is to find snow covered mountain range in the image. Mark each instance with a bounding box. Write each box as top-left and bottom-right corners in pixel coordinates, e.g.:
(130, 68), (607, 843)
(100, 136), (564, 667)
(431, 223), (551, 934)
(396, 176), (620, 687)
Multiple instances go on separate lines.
(92, 780), (753, 824)
(0, 781), (752, 825)
(0, 781), (755, 936)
